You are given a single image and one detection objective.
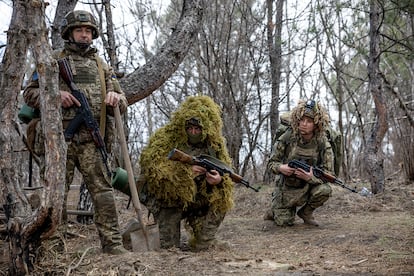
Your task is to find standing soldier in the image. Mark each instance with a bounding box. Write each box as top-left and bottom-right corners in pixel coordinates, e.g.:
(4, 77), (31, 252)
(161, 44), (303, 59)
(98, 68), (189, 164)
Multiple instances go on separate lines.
(266, 99), (334, 227)
(139, 96), (234, 251)
(23, 10), (128, 255)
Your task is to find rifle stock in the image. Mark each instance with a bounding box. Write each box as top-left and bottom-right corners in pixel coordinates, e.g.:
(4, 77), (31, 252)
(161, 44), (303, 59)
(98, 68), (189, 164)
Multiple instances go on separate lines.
(287, 159), (357, 193)
(168, 148), (259, 192)
(57, 58), (111, 177)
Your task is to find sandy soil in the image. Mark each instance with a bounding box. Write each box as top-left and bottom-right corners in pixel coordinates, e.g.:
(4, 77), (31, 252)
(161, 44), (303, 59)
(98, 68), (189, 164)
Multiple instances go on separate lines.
(1, 180), (414, 275)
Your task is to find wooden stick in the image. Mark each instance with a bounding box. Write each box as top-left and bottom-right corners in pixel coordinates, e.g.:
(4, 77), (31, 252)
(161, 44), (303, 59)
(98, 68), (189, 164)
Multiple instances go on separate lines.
(114, 105), (150, 250)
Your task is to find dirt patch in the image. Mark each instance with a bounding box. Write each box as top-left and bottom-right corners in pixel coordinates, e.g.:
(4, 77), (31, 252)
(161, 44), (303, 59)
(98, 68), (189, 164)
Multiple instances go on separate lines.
(1, 180), (414, 275)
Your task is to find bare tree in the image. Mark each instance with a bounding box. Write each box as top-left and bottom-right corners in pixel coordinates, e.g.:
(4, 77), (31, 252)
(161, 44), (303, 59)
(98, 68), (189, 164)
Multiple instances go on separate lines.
(365, 0), (388, 193)
(378, 1), (414, 181)
(120, 0), (205, 104)
(0, 1), (66, 274)
(51, 0), (78, 48)
(267, 0), (284, 143)
(263, 0), (284, 183)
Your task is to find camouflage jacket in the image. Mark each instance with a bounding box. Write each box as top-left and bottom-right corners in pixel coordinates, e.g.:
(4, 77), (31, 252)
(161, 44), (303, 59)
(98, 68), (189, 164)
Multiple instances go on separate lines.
(23, 43), (127, 144)
(267, 131), (334, 188)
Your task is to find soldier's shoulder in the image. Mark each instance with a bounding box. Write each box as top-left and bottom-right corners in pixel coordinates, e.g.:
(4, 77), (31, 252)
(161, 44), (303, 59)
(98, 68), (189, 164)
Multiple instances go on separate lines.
(317, 135), (332, 150)
(52, 49), (65, 59)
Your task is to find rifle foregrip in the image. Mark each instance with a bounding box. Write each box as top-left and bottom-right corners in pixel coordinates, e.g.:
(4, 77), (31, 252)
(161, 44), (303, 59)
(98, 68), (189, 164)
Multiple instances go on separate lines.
(230, 173), (243, 183)
(321, 173), (336, 182)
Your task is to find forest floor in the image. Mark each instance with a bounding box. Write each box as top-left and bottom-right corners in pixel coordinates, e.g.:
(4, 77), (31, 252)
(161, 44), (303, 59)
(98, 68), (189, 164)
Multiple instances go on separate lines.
(1, 178), (414, 275)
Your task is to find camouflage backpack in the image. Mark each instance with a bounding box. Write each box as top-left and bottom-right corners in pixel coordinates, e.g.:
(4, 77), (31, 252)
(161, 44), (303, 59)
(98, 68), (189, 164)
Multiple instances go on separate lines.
(275, 112), (343, 176)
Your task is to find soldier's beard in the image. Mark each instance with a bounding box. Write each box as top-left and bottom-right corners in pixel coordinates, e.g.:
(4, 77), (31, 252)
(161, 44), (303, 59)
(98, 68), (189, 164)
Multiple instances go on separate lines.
(68, 39), (91, 50)
(75, 42), (91, 49)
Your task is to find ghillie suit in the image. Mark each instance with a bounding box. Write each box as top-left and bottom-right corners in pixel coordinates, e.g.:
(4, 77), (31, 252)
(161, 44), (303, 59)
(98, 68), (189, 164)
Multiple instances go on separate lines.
(140, 95), (233, 250)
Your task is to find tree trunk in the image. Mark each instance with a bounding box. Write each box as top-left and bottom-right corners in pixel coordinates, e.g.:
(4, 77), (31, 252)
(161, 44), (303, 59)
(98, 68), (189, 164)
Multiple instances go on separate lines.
(263, 0), (284, 184)
(1, 1), (66, 274)
(364, 0), (388, 194)
(50, 0), (77, 49)
(121, 0), (206, 104)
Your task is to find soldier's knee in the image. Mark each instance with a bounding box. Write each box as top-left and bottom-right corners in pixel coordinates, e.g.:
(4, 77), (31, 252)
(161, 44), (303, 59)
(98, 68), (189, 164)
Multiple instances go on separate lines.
(273, 208), (295, 226)
(309, 184), (332, 207)
(312, 183), (332, 198)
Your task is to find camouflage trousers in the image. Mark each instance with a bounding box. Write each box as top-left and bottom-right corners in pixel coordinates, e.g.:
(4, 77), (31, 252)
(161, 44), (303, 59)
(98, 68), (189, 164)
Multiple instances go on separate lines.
(144, 196), (225, 249)
(63, 141), (123, 250)
(271, 182), (332, 226)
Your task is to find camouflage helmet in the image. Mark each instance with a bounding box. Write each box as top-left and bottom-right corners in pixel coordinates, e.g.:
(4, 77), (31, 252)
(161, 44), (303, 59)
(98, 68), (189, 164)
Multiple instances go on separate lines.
(61, 10), (99, 40)
(290, 99), (330, 138)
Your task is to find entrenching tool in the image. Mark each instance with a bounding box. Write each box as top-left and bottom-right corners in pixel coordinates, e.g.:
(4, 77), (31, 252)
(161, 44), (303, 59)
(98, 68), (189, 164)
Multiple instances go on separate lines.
(114, 105), (160, 251)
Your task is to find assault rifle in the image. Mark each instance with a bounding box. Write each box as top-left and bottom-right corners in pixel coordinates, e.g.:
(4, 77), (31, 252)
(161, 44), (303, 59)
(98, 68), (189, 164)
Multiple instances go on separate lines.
(58, 58), (111, 177)
(168, 148), (260, 192)
(288, 159), (357, 193)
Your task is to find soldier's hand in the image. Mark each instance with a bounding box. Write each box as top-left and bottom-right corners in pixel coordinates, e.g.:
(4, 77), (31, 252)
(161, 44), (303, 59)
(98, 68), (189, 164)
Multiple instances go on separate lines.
(105, 91), (120, 107)
(206, 170), (222, 185)
(279, 164), (295, 176)
(192, 165), (207, 177)
(61, 90), (81, 108)
(294, 167), (313, 181)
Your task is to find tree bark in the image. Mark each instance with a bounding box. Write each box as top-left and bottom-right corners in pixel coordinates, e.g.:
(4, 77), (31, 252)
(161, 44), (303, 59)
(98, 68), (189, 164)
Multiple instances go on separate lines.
(1, 1), (66, 274)
(263, 0), (284, 184)
(51, 0), (77, 49)
(365, 0), (388, 194)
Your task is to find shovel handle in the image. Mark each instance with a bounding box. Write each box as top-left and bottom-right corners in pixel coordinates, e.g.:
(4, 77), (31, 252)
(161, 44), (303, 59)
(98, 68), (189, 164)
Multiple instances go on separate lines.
(114, 106), (150, 248)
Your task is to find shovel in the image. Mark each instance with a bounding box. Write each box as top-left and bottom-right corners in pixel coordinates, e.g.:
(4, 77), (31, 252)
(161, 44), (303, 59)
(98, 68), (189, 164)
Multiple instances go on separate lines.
(114, 105), (160, 251)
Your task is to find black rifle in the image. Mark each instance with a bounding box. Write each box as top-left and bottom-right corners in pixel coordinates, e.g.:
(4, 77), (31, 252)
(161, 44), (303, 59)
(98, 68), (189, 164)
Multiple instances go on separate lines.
(288, 159), (357, 193)
(168, 148), (260, 192)
(57, 58), (111, 177)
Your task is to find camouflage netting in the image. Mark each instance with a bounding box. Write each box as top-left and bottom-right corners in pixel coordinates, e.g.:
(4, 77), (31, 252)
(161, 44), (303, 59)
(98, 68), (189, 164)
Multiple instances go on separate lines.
(139, 96), (234, 213)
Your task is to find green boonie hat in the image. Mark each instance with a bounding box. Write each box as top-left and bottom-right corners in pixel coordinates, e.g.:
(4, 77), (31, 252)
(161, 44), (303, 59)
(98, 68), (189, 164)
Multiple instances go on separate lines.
(61, 10), (99, 40)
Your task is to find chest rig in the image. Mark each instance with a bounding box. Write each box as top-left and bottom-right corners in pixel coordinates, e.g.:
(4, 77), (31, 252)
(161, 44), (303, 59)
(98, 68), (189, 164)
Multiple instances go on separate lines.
(283, 136), (324, 188)
(59, 50), (108, 139)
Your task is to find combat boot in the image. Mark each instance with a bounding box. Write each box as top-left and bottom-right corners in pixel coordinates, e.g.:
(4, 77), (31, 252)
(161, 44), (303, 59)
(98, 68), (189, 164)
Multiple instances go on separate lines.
(190, 235), (230, 252)
(297, 205), (319, 226)
(103, 245), (129, 255)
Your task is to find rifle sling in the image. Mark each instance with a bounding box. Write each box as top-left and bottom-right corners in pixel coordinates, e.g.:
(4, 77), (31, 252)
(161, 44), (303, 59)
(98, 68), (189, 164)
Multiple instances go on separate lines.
(95, 55), (107, 138)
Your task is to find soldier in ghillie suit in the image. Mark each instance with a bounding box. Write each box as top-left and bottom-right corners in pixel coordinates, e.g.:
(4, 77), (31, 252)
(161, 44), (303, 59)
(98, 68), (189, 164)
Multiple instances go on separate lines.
(23, 10), (128, 255)
(266, 99), (334, 227)
(139, 95), (234, 251)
